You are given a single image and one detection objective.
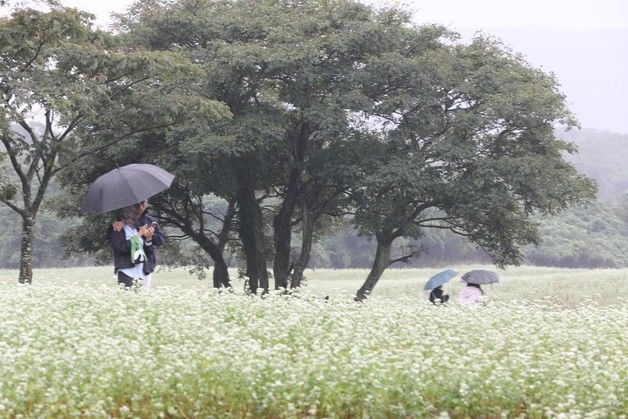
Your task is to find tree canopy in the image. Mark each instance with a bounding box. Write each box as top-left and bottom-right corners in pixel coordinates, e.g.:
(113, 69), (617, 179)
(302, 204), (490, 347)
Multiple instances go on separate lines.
(2, 0), (599, 298)
(0, 5), (227, 283)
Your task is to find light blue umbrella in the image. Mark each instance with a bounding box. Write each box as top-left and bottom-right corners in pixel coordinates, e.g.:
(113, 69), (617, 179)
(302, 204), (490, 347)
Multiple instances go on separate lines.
(424, 269), (458, 290)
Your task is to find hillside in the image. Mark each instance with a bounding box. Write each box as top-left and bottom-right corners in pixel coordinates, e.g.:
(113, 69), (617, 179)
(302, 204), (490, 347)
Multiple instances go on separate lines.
(558, 128), (628, 201)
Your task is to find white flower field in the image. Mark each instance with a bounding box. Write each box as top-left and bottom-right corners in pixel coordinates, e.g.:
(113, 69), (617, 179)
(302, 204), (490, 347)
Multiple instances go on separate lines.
(0, 266), (626, 418)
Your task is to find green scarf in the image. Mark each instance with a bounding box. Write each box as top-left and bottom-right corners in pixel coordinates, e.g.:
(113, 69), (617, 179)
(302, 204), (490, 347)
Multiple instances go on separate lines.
(130, 234), (147, 264)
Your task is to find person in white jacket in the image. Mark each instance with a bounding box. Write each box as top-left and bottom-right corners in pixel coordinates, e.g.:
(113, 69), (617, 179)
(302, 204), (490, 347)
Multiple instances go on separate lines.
(459, 282), (485, 305)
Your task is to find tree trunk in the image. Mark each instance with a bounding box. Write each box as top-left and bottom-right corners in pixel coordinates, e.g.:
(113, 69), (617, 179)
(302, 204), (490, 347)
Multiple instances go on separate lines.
(212, 255), (231, 288)
(272, 181), (297, 289)
(155, 196), (235, 289)
(235, 166), (269, 294)
(272, 123), (307, 289)
(290, 204), (315, 288)
(355, 234), (394, 301)
(213, 198), (236, 289)
(18, 214), (35, 284)
(191, 234), (231, 289)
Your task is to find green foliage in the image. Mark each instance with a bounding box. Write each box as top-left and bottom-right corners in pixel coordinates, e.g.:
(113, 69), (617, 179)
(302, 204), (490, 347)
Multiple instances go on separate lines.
(348, 33), (596, 269)
(3, 195), (625, 269)
(0, 5), (230, 282)
(2, 1), (608, 284)
(526, 199), (628, 268)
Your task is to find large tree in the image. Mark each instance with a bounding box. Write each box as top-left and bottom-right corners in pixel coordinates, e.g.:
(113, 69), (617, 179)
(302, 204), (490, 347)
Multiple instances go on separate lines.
(56, 132), (237, 288)
(0, 6), (225, 283)
(109, 0), (443, 292)
(349, 37), (597, 300)
(112, 0), (285, 293)
(51, 0), (595, 297)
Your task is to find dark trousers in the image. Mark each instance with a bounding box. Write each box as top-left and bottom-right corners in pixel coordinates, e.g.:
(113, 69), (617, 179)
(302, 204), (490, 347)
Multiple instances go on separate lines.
(117, 271), (136, 288)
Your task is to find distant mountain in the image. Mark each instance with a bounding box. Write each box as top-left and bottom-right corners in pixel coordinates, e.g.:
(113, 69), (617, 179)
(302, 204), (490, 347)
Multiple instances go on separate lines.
(558, 128), (628, 201)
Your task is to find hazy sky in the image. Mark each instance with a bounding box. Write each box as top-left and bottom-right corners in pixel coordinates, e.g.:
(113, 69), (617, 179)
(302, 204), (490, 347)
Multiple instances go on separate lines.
(52, 0), (628, 30)
(4, 0), (628, 133)
(400, 0), (628, 30)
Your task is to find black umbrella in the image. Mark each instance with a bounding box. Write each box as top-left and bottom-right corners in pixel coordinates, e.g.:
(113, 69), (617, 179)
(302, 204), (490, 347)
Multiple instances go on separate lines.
(81, 164), (175, 215)
(461, 270), (500, 285)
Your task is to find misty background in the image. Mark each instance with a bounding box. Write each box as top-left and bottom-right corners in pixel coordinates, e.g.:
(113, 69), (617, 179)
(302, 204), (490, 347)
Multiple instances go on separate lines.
(1, 0), (627, 270)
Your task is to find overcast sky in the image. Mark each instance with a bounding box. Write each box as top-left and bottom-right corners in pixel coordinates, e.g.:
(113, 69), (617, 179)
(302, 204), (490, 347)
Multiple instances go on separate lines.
(50, 0), (628, 30)
(4, 0), (628, 134)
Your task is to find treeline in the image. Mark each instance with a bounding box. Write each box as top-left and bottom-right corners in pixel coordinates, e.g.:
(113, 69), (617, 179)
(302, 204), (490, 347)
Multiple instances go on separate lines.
(526, 196), (628, 268)
(560, 128), (628, 201)
(0, 1), (604, 298)
(0, 207), (90, 269)
(2, 127), (625, 271)
(2, 193), (626, 270)
(309, 196), (628, 269)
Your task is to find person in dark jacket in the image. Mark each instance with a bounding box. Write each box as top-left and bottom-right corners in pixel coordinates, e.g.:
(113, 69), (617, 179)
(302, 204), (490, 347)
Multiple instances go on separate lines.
(108, 203), (155, 288)
(429, 285), (449, 304)
(136, 200), (165, 288)
(111, 199), (164, 288)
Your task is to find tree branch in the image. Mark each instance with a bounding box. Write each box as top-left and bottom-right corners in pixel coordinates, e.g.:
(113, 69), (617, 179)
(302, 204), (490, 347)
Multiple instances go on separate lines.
(53, 120), (183, 175)
(0, 135), (30, 201)
(20, 39), (46, 73)
(0, 197), (26, 217)
(389, 248), (422, 266)
(56, 112), (84, 142)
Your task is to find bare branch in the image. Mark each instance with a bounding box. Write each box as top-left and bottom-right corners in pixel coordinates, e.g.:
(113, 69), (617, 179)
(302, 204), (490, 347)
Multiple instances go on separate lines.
(16, 120), (39, 145)
(416, 223), (472, 237)
(389, 249), (422, 266)
(0, 135), (30, 199)
(0, 197), (26, 217)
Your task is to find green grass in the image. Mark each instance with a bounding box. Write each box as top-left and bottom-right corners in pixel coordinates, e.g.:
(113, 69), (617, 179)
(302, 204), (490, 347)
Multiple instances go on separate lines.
(0, 266), (626, 417)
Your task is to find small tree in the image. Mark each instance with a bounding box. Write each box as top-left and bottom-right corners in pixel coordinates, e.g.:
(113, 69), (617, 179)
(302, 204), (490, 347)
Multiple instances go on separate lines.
(350, 37), (597, 300)
(0, 6), (225, 283)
